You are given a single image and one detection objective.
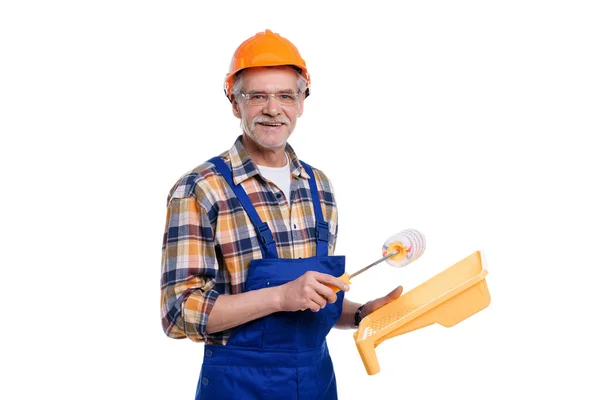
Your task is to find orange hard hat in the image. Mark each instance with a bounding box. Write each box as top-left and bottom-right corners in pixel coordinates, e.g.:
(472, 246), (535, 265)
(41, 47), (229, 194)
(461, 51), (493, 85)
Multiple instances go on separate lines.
(224, 29), (311, 101)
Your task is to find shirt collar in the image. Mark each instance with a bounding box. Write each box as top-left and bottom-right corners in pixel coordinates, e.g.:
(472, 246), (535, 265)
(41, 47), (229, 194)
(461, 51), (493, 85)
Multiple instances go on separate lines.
(227, 135), (310, 185)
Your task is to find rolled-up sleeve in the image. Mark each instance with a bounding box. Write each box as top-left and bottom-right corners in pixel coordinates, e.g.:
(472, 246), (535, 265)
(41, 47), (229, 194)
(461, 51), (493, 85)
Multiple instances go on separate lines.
(160, 196), (220, 342)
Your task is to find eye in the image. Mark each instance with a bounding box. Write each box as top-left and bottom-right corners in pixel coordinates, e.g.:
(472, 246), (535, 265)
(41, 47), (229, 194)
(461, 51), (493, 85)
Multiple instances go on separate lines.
(279, 94), (293, 100)
(250, 93), (267, 101)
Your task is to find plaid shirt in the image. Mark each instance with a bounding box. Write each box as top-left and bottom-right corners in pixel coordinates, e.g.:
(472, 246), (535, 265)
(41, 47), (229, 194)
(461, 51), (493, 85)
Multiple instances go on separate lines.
(160, 135), (338, 345)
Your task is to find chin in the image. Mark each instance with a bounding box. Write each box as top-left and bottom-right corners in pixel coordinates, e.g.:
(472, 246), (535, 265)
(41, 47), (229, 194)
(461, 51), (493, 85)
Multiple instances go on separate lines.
(253, 131), (290, 149)
(260, 139), (288, 148)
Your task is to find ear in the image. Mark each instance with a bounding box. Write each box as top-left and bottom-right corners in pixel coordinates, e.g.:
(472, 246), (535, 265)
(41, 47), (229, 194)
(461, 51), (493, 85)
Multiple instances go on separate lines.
(297, 94), (305, 118)
(232, 99), (242, 119)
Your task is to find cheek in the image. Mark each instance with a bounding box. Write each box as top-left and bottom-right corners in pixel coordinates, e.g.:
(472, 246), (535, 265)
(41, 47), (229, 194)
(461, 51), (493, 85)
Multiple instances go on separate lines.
(285, 109), (300, 123)
(240, 109), (257, 123)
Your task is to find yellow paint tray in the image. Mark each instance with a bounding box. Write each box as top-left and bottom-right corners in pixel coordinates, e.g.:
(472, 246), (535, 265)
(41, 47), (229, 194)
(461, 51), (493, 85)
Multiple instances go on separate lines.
(353, 251), (491, 375)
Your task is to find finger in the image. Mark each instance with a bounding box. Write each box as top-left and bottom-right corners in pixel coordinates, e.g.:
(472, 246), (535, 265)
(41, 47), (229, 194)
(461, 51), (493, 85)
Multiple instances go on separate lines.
(314, 283), (337, 303)
(363, 286), (403, 316)
(315, 273), (349, 293)
(307, 298), (323, 313)
(386, 285), (403, 300)
(309, 291), (328, 309)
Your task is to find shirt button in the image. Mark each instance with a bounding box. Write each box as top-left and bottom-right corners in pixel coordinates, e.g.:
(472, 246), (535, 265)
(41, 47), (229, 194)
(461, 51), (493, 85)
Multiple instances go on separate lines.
(293, 224), (297, 229)
(205, 349), (213, 358)
(202, 377), (209, 386)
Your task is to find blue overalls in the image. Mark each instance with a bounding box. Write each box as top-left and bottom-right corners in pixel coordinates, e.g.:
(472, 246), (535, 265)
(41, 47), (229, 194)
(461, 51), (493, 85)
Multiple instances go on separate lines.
(195, 156), (345, 400)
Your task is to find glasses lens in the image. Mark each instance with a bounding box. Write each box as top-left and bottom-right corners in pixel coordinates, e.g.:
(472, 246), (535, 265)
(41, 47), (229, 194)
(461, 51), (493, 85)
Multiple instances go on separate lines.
(244, 92), (298, 106)
(276, 93), (297, 105)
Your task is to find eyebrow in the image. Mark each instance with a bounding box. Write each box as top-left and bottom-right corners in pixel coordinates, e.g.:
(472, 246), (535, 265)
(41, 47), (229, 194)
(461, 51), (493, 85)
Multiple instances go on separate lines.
(245, 89), (297, 94)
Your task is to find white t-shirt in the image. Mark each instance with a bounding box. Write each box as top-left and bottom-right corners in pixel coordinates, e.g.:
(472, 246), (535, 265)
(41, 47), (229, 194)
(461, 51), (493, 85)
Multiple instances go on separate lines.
(257, 154), (291, 206)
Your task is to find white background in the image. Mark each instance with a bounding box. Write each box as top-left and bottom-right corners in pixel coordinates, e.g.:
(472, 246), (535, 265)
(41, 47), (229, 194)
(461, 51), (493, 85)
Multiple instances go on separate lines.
(1, 1), (599, 399)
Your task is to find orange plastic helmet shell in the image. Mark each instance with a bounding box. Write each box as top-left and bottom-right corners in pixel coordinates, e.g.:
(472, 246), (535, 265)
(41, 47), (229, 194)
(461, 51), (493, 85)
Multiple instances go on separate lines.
(224, 29), (311, 101)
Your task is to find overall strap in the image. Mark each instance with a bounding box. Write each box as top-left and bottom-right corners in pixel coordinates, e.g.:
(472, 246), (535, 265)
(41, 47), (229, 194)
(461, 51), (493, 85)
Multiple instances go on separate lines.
(300, 161), (330, 257)
(209, 157), (278, 259)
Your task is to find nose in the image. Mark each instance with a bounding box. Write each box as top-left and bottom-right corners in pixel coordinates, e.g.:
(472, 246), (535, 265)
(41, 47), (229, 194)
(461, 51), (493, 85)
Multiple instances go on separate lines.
(262, 96), (281, 116)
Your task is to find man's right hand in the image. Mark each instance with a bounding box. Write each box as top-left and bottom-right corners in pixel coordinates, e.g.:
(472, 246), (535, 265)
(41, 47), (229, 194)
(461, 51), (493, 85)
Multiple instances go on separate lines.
(277, 271), (350, 312)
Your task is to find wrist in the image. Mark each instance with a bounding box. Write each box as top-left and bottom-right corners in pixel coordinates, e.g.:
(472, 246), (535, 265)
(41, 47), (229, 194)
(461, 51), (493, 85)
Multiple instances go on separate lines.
(354, 304), (365, 327)
(270, 285), (285, 312)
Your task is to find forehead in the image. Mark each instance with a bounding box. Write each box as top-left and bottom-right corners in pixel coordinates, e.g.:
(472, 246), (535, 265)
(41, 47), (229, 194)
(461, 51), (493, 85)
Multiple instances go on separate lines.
(240, 67), (299, 92)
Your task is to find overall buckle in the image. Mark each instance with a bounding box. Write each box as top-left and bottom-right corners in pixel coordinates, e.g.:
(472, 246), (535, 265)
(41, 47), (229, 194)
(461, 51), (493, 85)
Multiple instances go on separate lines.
(257, 223), (275, 246)
(315, 221), (329, 242)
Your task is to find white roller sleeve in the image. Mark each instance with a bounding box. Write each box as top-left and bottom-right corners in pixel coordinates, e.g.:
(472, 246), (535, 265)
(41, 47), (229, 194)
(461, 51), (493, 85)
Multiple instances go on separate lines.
(381, 229), (426, 267)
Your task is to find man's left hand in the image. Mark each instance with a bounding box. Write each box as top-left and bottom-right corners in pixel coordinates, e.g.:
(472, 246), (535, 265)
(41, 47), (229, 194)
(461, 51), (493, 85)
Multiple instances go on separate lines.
(361, 285), (403, 317)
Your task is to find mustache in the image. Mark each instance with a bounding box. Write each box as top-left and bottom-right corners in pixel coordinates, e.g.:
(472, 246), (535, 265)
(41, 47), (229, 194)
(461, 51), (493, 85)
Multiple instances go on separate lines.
(253, 116), (290, 125)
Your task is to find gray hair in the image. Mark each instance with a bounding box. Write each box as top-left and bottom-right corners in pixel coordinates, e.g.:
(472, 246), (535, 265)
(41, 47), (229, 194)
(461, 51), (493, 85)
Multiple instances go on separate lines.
(231, 66), (308, 100)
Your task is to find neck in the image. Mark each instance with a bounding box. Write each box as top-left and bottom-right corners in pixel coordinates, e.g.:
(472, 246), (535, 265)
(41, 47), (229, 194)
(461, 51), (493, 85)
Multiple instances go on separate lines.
(242, 134), (288, 167)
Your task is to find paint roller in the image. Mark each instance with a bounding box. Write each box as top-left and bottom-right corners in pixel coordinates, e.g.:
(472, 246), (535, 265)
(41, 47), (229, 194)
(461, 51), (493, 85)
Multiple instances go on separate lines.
(329, 229), (426, 292)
